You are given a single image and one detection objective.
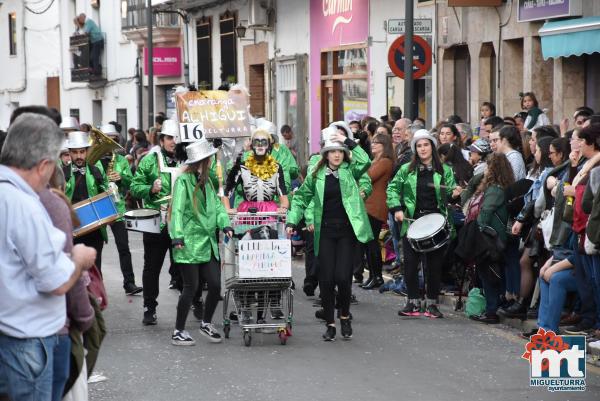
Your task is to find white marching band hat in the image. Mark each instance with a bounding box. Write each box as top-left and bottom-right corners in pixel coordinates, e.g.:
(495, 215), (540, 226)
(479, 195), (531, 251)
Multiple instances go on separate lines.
(60, 116), (80, 131)
(100, 123), (118, 136)
(410, 129), (438, 153)
(320, 126), (349, 156)
(66, 131), (92, 149)
(184, 137), (218, 165)
(160, 119), (179, 140)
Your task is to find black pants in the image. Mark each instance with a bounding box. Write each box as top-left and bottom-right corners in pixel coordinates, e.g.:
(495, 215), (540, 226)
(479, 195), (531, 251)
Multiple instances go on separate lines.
(365, 215), (384, 279)
(175, 258), (221, 331)
(142, 227), (173, 309)
(402, 236), (446, 301)
(303, 230), (319, 290)
(318, 220), (357, 324)
(90, 39), (104, 75)
(74, 229), (103, 271)
(110, 220), (135, 287)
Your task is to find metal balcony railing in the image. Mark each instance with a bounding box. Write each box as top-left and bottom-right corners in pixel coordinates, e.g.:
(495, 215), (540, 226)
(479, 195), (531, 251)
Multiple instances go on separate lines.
(121, 0), (181, 30)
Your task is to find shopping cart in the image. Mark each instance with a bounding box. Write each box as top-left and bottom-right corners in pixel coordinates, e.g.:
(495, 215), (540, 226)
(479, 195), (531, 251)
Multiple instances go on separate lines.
(221, 212), (293, 346)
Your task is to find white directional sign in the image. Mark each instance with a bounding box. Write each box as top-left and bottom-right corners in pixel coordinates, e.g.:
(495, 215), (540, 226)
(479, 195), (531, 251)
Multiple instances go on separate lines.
(387, 19), (433, 34)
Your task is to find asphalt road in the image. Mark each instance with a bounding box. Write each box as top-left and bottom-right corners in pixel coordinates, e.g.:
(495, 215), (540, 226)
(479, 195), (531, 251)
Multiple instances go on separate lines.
(90, 231), (600, 401)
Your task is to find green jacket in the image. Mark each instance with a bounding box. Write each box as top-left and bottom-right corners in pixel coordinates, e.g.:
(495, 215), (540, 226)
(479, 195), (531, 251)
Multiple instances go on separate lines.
(170, 173), (231, 264)
(386, 163), (457, 237)
(477, 185), (508, 244)
(108, 154), (133, 217)
(303, 152), (372, 226)
(130, 151), (175, 211)
(64, 162), (109, 242)
(287, 146), (372, 255)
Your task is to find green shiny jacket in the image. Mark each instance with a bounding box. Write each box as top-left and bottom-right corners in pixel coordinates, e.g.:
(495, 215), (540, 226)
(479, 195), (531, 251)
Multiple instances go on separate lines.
(130, 151), (175, 211)
(386, 163), (457, 237)
(109, 154), (133, 217)
(170, 173), (231, 264)
(287, 146), (373, 255)
(65, 162), (109, 242)
(303, 153), (372, 225)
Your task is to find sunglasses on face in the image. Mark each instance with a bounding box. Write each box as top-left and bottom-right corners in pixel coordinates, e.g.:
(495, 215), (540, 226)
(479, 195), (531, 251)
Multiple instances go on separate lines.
(252, 139), (269, 147)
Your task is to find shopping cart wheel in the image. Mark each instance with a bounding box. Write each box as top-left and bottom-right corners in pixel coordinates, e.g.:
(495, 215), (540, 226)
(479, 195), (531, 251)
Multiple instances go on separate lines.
(223, 324), (231, 339)
(243, 331), (252, 347)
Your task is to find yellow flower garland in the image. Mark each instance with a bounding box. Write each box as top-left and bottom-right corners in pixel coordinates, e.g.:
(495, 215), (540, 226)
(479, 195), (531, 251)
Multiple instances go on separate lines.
(245, 154), (278, 180)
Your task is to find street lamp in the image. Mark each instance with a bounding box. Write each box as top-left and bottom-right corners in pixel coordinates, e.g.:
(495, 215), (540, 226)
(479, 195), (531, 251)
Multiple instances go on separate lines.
(235, 23), (247, 38)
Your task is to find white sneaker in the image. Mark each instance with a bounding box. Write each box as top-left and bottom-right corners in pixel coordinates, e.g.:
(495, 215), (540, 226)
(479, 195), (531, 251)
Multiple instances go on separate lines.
(199, 322), (223, 343)
(171, 330), (196, 346)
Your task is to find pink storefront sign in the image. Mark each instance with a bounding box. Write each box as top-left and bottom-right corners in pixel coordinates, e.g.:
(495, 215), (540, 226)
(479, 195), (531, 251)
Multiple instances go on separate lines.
(309, 0), (370, 152)
(144, 47), (182, 77)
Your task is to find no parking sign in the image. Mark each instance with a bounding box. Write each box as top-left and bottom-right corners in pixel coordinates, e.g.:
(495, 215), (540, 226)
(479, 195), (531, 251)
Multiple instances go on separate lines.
(387, 34), (432, 80)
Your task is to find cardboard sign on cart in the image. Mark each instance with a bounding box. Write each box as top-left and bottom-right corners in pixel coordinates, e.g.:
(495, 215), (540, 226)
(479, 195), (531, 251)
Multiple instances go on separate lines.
(238, 239), (292, 278)
(174, 90), (251, 141)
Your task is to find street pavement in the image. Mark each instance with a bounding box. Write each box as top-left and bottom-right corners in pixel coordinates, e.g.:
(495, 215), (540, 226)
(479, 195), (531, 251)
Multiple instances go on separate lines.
(90, 231), (600, 401)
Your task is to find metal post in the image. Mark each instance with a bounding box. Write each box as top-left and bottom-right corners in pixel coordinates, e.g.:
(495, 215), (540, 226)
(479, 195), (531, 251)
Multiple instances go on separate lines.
(136, 48), (143, 130)
(147, 2), (154, 130)
(404, 0), (414, 120)
(183, 14), (190, 87)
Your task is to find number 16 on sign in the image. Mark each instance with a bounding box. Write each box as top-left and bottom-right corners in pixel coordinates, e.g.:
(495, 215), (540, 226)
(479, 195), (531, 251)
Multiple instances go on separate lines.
(179, 123), (204, 142)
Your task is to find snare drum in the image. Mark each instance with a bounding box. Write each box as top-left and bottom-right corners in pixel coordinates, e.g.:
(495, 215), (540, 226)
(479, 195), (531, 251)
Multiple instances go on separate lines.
(73, 191), (119, 237)
(124, 209), (161, 234)
(406, 213), (450, 253)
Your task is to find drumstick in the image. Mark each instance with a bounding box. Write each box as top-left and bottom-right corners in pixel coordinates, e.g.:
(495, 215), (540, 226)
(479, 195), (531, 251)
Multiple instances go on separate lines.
(427, 183), (453, 189)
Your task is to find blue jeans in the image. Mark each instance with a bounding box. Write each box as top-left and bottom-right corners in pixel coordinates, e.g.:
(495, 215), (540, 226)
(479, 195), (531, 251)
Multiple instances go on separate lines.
(388, 213), (402, 265)
(572, 249), (597, 327)
(478, 267), (501, 314)
(52, 334), (71, 401)
(504, 237), (521, 296)
(537, 270), (577, 333)
(0, 333), (58, 401)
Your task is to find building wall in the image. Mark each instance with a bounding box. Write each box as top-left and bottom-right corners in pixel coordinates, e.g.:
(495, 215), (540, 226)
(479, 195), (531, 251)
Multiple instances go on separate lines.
(436, 1), (599, 125)
(0, 0), (141, 131)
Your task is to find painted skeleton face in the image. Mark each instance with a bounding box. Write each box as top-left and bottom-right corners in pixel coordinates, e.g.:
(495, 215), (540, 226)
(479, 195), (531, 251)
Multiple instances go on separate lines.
(252, 138), (269, 156)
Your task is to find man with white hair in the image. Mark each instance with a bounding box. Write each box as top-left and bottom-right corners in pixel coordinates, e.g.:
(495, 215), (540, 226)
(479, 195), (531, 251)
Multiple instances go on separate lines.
(74, 13), (104, 76)
(392, 118), (414, 166)
(0, 113), (96, 401)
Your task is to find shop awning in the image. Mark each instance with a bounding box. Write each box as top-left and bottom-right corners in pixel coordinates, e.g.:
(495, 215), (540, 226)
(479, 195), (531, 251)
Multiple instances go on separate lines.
(539, 17), (600, 59)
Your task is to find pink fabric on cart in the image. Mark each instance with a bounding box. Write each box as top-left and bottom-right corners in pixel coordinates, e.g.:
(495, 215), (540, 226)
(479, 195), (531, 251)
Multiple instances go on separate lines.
(237, 201), (278, 212)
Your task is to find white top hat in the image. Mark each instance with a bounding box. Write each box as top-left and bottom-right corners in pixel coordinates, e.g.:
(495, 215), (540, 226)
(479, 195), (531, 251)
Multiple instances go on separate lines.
(160, 119), (179, 139)
(60, 140), (69, 153)
(184, 138), (218, 165)
(320, 139), (349, 157)
(66, 131), (92, 149)
(255, 118), (276, 138)
(100, 123), (118, 136)
(329, 121), (354, 141)
(60, 116), (80, 131)
(410, 129), (438, 153)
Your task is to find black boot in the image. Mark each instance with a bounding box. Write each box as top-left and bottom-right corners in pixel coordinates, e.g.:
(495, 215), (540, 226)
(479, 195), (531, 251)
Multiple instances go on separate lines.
(362, 276), (384, 290)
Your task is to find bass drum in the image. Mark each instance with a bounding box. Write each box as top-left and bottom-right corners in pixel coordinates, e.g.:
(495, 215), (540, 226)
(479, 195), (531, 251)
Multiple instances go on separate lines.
(406, 213), (450, 253)
(124, 209), (161, 234)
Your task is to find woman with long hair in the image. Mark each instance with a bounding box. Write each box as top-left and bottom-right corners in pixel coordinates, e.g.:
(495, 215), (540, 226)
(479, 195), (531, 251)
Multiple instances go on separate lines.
(361, 133), (395, 289)
(467, 153), (515, 323)
(438, 143), (473, 187)
(439, 123), (469, 160)
(387, 130), (460, 318)
(170, 139), (233, 346)
(286, 130), (372, 341)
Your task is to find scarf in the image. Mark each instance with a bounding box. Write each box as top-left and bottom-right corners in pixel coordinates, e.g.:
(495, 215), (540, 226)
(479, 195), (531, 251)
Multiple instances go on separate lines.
(245, 154), (278, 180)
(72, 166), (86, 175)
(325, 166), (339, 179)
(526, 107), (543, 130)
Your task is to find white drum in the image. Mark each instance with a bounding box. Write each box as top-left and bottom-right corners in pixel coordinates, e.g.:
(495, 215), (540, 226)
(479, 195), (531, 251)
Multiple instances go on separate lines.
(406, 213), (450, 253)
(124, 209), (161, 234)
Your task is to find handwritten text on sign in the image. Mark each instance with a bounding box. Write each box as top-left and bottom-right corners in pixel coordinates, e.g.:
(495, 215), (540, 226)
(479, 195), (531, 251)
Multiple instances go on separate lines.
(175, 90), (251, 140)
(238, 239), (291, 278)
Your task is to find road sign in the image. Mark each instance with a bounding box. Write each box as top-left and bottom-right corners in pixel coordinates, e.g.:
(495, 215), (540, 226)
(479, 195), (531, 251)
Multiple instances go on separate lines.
(387, 19), (432, 34)
(387, 34), (432, 80)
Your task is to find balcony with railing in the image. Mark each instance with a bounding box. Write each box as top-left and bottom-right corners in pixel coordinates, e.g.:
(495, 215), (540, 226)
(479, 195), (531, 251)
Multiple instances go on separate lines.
(121, 0), (183, 46)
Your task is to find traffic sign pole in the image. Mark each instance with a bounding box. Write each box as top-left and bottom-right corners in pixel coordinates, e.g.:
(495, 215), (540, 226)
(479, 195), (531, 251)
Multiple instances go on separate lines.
(404, 0), (414, 120)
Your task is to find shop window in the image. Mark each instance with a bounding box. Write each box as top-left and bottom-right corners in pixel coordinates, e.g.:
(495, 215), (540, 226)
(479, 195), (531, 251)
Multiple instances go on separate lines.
(320, 45), (368, 126)
(479, 43), (496, 107)
(9, 12), (17, 56)
(220, 11), (237, 85)
(196, 16), (212, 90)
(70, 108), (80, 124)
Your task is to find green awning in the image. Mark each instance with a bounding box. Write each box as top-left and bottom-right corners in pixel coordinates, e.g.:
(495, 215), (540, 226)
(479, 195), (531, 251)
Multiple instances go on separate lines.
(539, 17), (600, 60)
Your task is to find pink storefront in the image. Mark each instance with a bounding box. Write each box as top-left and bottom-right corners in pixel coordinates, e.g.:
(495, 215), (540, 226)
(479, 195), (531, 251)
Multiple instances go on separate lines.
(309, 0), (370, 152)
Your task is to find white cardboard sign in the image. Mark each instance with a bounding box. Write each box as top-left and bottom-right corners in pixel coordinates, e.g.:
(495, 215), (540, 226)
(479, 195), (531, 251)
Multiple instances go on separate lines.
(238, 239), (291, 278)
